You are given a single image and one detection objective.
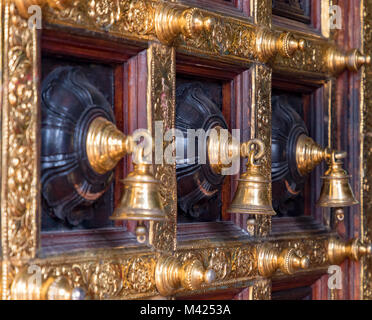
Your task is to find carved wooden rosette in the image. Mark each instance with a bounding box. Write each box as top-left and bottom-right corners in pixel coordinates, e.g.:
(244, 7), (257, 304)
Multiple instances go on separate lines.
(147, 43), (177, 253)
(1, 2), (41, 299)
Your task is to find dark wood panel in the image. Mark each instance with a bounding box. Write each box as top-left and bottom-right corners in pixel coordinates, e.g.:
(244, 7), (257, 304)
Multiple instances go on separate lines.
(40, 29), (147, 248)
(272, 0), (311, 24)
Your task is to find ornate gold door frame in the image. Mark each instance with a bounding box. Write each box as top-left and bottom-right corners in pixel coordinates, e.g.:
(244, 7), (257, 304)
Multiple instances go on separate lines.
(1, 0), (371, 299)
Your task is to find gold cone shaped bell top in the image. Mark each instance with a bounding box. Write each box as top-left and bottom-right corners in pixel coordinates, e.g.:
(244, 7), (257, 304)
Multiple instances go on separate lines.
(110, 162), (165, 221)
(227, 151), (276, 216)
(316, 152), (358, 208)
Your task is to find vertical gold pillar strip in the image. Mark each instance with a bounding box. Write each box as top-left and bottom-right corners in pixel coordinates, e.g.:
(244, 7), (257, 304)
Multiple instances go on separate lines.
(147, 43), (177, 253)
(251, 0), (272, 239)
(251, 0), (272, 27)
(251, 65), (272, 238)
(360, 0), (372, 300)
(1, 1), (40, 299)
(249, 0), (273, 301)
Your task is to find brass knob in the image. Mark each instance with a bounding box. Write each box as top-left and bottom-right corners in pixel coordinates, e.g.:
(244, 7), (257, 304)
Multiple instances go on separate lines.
(328, 237), (372, 265)
(295, 134), (347, 177)
(256, 29), (305, 62)
(155, 256), (216, 296)
(86, 117), (134, 174)
(155, 4), (213, 45)
(11, 268), (86, 300)
(257, 245), (309, 277)
(326, 47), (371, 74)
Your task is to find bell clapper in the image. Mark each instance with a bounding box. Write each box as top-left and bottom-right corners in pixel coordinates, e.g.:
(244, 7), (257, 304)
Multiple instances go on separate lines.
(135, 221), (147, 243)
(335, 208), (345, 222)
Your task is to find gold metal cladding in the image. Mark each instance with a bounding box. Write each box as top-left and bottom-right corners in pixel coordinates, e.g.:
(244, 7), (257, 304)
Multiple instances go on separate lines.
(110, 162), (165, 221)
(257, 244), (309, 277)
(154, 4), (213, 45)
(155, 256), (216, 296)
(317, 151), (358, 208)
(86, 117), (134, 175)
(255, 29), (305, 62)
(328, 237), (372, 265)
(326, 47), (371, 75)
(10, 268), (85, 300)
(14, 0), (70, 17)
(227, 140), (276, 216)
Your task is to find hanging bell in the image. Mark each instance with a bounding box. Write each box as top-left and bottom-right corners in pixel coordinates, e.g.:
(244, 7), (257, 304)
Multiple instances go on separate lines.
(227, 141), (276, 216)
(110, 162), (165, 221)
(316, 152), (358, 207)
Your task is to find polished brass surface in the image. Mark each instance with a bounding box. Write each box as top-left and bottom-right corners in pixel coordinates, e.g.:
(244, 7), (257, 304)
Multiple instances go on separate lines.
(317, 152), (358, 208)
(296, 134), (328, 176)
(295, 134), (347, 176)
(155, 5), (213, 45)
(110, 162), (165, 221)
(257, 244), (309, 277)
(10, 268), (85, 300)
(155, 256), (216, 296)
(256, 29), (305, 62)
(328, 237), (372, 265)
(326, 47), (371, 75)
(227, 142), (276, 216)
(86, 117), (134, 175)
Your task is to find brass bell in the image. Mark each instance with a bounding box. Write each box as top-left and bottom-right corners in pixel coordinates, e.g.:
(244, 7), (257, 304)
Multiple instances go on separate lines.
(227, 143), (276, 216)
(110, 162), (165, 221)
(316, 151), (358, 207)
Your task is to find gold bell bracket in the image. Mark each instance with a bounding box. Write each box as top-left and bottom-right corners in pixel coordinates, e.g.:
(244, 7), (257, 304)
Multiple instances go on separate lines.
(256, 29), (306, 62)
(11, 268), (86, 300)
(257, 244), (310, 277)
(326, 47), (371, 75)
(155, 256), (216, 296)
(328, 237), (372, 265)
(155, 4), (213, 45)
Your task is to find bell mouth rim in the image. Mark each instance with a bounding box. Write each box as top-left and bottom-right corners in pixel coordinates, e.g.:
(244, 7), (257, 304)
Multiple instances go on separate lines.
(121, 177), (160, 184)
(316, 200), (359, 207)
(110, 211), (165, 221)
(320, 174), (351, 179)
(227, 207), (276, 215)
(234, 177), (271, 183)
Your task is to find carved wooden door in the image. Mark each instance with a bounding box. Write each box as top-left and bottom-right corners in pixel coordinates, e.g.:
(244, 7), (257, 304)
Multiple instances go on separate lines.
(1, 0), (371, 300)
